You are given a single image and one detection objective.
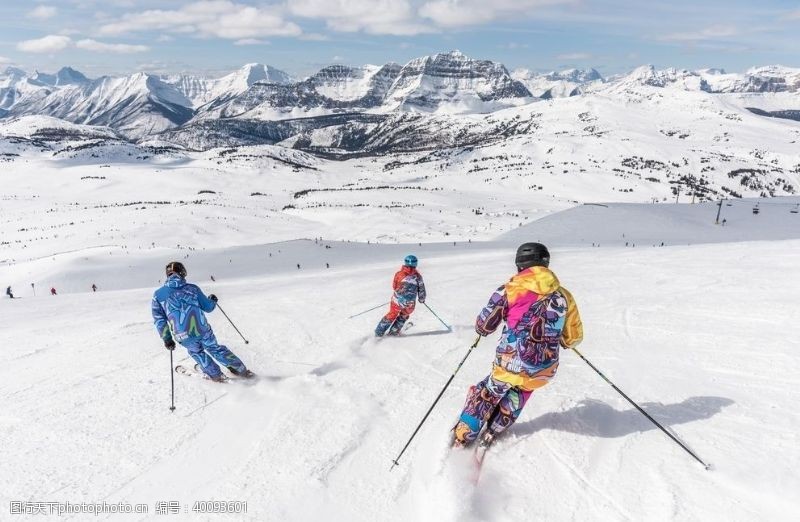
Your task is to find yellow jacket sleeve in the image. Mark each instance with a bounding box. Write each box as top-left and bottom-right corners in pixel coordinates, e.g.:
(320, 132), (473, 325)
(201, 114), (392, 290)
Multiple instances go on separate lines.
(558, 286), (583, 348)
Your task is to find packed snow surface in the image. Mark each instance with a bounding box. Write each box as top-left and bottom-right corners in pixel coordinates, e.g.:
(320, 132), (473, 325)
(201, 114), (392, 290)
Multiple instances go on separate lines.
(1, 189), (799, 520)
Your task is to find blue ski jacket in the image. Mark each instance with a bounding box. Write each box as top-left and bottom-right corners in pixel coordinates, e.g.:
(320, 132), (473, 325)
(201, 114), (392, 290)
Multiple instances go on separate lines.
(151, 274), (216, 343)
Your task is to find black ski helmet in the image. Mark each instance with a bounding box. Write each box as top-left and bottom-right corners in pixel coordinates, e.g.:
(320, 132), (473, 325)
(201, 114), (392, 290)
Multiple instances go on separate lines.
(515, 243), (550, 270)
(166, 261), (187, 278)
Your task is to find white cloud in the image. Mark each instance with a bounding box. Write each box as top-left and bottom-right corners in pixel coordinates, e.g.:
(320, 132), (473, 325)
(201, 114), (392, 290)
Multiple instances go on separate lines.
(419, 0), (573, 28)
(287, 0), (575, 34)
(299, 33), (329, 41)
(500, 42), (530, 50)
(100, 1), (302, 39)
(76, 39), (149, 53)
(661, 25), (739, 42)
(234, 38), (269, 45)
(556, 52), (591, 60)
(28, 5), (58, 20)
(0, 56), (11, 64)
(16, 35), (149, 54)
(17, 35), (72, 53)
(288, 0), (433, 35)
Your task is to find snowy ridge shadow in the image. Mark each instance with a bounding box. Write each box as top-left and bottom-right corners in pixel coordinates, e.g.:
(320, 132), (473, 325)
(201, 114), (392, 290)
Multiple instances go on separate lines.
(514, 396), (734, 438)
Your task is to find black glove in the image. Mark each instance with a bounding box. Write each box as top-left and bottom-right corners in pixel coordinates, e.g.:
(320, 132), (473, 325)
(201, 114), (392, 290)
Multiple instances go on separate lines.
(164, 339), (176, 350)
(419, 297), (425, 304)
(209, 294), (218, 303)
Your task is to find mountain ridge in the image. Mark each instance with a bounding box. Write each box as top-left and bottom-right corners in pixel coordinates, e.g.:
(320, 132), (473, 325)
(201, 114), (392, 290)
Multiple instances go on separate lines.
(1, 53), (798, 146)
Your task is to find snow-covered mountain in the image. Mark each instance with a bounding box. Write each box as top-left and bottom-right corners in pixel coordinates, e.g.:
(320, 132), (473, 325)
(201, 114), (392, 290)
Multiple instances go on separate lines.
(0, 64), (294, 138)
(512, 67), (603, 98)
(307, 64), (397, 102)
(161, 63), (293, 108)
(1, 54), (799, 149)
(697, 65), (800, 93)
(30, 66), (90, 88)
(609, 64), (800, 94)
(606, 65), (710, 92)
(0, 66), (50, 110)
(191, 51), (532, 121)
(381, 50), (532, 112)
(5, 72), (193, 139)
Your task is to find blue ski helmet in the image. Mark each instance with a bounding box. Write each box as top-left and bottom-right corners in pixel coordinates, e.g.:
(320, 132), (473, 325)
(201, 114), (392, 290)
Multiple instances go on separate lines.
(404, 254), (418, 267)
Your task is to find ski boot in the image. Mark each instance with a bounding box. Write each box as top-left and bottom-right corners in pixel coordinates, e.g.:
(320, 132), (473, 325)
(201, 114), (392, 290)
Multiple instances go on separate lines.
(478, 430), (496, 450)
(227, 366), (256, 379)
(191, 363), (229, 382)
(451, 422), (472, 449)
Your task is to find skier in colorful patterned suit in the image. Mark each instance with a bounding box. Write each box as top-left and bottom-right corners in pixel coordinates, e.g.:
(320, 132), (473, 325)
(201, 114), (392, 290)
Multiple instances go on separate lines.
(375, 255), (427, 337)
(452, 243), (583, 447)
(151, 261), (254, 382)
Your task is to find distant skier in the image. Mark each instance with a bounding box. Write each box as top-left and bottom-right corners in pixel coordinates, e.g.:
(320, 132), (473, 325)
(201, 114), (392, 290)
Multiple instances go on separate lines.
(452, 243), (583, 448)
(50, 287), (57, 296)
(375, 255), (426, 337)
(151, 261), (254, 382)
(91, 284), (97, 292)
(6, 286), (13, 299)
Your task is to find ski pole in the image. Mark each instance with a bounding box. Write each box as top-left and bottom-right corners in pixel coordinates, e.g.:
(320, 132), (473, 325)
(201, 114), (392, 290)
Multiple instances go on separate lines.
(390, 334), (481, 470)
(571, 346), (711, 470)
(422, 302), (452, 331)
(169, 348), (176, 412)
(216, 302), (249, 344)
(348, 302), (389, 319)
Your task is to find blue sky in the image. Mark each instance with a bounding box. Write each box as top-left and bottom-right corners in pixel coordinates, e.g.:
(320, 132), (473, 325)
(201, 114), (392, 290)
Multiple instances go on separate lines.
(1, 0), (798, 78)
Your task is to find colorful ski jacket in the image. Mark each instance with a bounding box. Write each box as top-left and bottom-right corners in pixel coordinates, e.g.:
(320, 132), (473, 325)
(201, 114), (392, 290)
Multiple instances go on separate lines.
(392, 266), (426, 307)
(151, 274), (216, 343)
(475, 266), (583, 391)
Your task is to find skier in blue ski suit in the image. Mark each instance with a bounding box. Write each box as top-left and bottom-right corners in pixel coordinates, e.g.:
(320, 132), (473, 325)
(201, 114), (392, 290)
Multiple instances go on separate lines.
(151, 261), (251, 381)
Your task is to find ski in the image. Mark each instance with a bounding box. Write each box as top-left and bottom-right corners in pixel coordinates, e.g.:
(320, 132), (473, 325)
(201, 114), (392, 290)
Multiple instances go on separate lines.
(197, 362), (257, 380)
(378, 321), (415, 340)
(472, 431), (496, 483)
(174, 364), (230, 383)
(398, 320), (415, 335)
(185, 363), (257, 380)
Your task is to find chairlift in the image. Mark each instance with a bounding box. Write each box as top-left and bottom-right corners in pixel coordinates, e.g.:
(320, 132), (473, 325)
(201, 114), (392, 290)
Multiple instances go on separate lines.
(752, 204), (760, 215)
(791, 204), (799, 214)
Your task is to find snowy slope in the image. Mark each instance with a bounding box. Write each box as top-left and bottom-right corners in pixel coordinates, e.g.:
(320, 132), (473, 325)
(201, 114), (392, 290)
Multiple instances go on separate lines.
(0, 220), (798, 521)
(0, 115), (120, 140)
(502, 198), (800, 246)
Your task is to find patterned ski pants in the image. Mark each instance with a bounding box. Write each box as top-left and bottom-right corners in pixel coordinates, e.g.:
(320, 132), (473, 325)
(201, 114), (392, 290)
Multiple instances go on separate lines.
(453, 375), (533, 445)
(375, 301), (415, 336)
(180, 330), (246, 378)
